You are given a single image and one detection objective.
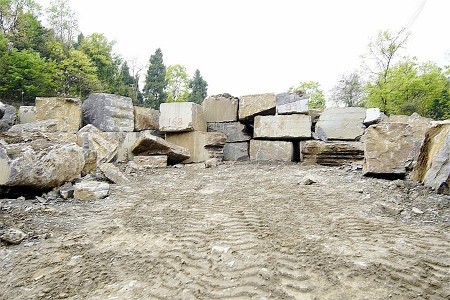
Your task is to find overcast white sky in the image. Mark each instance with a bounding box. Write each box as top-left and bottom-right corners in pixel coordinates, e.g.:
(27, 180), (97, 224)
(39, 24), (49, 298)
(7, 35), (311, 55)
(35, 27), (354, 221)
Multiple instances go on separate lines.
(36, 0), (449, 97)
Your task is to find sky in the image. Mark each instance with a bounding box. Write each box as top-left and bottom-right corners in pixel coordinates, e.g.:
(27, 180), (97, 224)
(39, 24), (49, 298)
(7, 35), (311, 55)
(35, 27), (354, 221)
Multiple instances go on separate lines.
(36, 0), (449, 97)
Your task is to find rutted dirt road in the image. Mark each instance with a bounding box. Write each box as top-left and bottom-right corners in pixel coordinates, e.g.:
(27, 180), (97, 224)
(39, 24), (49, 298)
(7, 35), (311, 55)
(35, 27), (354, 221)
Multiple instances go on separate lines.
(1, 162), (449, 299)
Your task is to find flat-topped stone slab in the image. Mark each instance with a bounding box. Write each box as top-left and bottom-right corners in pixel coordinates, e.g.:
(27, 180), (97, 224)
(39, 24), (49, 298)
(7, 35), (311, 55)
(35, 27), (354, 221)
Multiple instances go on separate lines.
(159, 102), (207, 132)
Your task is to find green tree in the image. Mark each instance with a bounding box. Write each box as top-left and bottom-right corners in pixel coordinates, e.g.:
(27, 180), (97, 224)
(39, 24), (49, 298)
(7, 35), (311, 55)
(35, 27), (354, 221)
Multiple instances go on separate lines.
(288, 81), (326, 109)
(331, 72), (365, 107)
(46, 0), (78, 48)
(115, 61), (143, 105)
(0, 0), (40, 34)
(143, 48), (166, 109)
(188, 69), (207, 104)
(165, 64), (190, 103)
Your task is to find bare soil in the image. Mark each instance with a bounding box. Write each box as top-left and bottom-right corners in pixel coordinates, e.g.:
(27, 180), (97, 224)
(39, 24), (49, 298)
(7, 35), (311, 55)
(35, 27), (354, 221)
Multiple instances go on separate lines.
(1, 162), (449, 300)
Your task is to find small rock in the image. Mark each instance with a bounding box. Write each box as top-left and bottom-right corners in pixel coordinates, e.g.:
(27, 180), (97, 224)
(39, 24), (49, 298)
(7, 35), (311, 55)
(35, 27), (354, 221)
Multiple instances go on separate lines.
(59, 182), (74, 199)
(412, 207), (424, 214)
(205, 158), (219, 168)
(1, 228), (27, 245)
(211, 245), (230, 254)
(226, 260), (236, 268)
(301, 176), (316, 185)
(17, 196), (25, 201)
(35, 196), (46, 204)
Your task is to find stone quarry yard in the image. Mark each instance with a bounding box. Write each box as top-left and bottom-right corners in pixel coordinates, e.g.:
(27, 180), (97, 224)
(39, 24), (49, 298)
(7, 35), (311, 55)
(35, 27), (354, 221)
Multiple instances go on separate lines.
(1, 162), (449, 300)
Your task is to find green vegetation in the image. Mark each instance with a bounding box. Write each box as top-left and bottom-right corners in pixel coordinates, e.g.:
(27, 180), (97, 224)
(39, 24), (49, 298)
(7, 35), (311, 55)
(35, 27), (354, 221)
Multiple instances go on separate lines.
(288, 81), (326, 110)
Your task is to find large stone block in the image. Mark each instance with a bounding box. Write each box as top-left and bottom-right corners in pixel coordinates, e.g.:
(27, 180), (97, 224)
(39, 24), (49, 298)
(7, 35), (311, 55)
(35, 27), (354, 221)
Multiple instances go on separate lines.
(104, 131), (141, 162)
(0, 139), (84, 189)
(131, 133), (190, 165)
(36, 97), (82, 132)
(8, 119), (58, 133)
(159, 102), (207, 132)
(363, 123), (429, 176)
(249, 140), (293, 161)
(18, 106), (36, 124)
(238, 93), (276, 121)
(207, 122), (251, 142)
(301, 140), (364, 166)
(202, 94), (239, 122)
(77, 125), (119, 165)
(276, 93), (309, 115)
(82, 93), (134, 132)
(223, 142), (249, 161)
(165, 131), (227, 163)
(412, 123), (450, 194)
(134, 106), (160, 131)
(315, 107), (366, 141)
(254, 115), (311, 140)
(0, 104), (16, 132)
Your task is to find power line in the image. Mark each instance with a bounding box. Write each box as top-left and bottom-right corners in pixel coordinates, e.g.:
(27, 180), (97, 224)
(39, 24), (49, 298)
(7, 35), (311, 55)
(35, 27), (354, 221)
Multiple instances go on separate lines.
(405, 0), (428, 30)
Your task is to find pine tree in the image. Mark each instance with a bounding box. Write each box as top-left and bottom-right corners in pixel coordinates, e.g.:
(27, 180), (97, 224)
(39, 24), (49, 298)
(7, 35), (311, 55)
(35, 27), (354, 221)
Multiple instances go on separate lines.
(143, 48), (167, 109)
(188, 69), (208, 104)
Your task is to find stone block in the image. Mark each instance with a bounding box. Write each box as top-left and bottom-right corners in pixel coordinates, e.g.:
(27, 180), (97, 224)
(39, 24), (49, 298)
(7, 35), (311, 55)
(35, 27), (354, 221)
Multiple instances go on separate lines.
(133, 155), (168, 168)
(249, 140), (293, 161)
(74, 181), (109, 200)
(315, 107), (366, 141)
(207, 122), (251, 142)
(202, 94), (239, 122)
(238, 93), (276, 121)
(301, 140), (364, 166)
(99, 163), (130, 185)
(223, 142), (249, 161)
(36, 97), (82, 132)
(134, 106), (160, 131)
(77, 125), (119, 165)
(82, 93), (134, 132)
(18, 106), (36, 124)
(165, 131), (227, 163)
(254, 115), (311, 140)
(364, 108), (388, 126)
(104, 131), (141, 162)
(0, 104), (16, 132)
(8, 119), (58, 133)
(276, 93), (309, 115)
(159, 102), (207, 132)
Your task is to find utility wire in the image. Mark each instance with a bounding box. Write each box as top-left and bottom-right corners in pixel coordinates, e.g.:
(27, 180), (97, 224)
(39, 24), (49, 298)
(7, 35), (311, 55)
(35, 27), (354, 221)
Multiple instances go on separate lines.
(404, 0), (427, 30)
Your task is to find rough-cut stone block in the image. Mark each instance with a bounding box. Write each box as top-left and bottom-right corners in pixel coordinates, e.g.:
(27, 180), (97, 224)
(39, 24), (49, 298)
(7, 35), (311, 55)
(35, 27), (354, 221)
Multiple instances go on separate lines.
(36, 97), (82, 132)
(301, 140), (364, 166)
(364, 108), (387, 126)
(82, 93), (134, 132)
(389, 112), (432, 125)
(0, 140), (84, 189)
(165, 131), (227, 163)
(276, 93), (309, 115)
(363, 123), (428, 176)
(223, 142), (249, 161)
(254, 115), (311, 140)
(131, 133), (190, 165)
(315, 107), (366, 141)
(8, 119), (58, 133)
(238, 93), (276, 121)
(202, 94), (239, 122)
(159, 102), (207, 132)
(99, 163), (130, 185)
(77, 125), (119, 165)
(74, 181), (109, 200)
(134, 106), (160, 131)
(249, 140), (293, 161)
(82, 149), (97, 175)
(412, 123), (450, 194)
(104, 131), (140, 162)
(133, 155), (167, 168)
(0, 104), (16, 132)
(18, 106), (36, 124)
(207, 122), (251, 142)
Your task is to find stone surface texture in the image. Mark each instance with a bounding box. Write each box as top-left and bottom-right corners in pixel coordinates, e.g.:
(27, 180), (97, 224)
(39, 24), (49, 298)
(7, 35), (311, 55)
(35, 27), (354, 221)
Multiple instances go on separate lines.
(238, 93), (276, 121)
(134, 106), (160, 131)
(301, 140), (364, 166)
(8, 119), (58, 133)
(36, 97), (82, 132)
(253, 115), (311, 140)
(0, 104), (17, 132)
(223, 142), (249, 161)
(202, 94), (239, 122)
(159, 102), (207, 132)
(364, 108), (388, 126)
(77, 125), (119, 165)
(315, 107), (366, 141)
(74, 181), (110, 200)
(207, 122), (251, 142)
(249, 140), (293, 161)
(276, 93), (309, 115)
(133, 155), (168, 168)
(18, 106), (36, 124)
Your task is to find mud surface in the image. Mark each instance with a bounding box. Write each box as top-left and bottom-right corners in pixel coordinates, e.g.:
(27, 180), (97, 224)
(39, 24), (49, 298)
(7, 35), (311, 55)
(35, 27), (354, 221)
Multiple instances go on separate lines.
(1, 162), (449, 299)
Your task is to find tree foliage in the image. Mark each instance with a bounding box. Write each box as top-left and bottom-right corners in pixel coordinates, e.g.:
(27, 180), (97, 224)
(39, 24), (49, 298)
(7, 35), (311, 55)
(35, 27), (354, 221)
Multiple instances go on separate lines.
(165, 64), (190, 103)
(46, 0), (78, 48)
(188, 69), (207, 104)
(331, 72), (364, 107)
(143, 48), (166, 109)
(288, 81), (326, 109)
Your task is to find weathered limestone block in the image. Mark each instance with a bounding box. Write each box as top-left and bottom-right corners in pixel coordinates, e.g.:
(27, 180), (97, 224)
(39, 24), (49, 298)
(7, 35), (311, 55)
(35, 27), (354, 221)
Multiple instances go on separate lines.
(276, 93), (309, 115)
(223, 142), (249, 161)
(412, 123), (450, 194)
(238, 93), (276, 121)
(82, 149), (97, 175)
(254, 115), (311, 140)
(165, 131), (227, 163)
(159, 102), (207, 132)
(8, 119), (58, 133)
(249, 140), (293, 161)
(134, 106), (160, 131)
(77, 125), (119, 165)
(315, 107), (366, 141)
(389, 112), (432, 125)
(363, 123), (428, 176)
(364, 108), (388, 127)
(131, 133), (190, 165)
(133, 155), (167, 168)
(18, 106), (36, 124)
(207, 122), (251, 142)
(36, 97), (82, 132)
(74, 181), (109, 200)
(82, 93), (134, 132)
(301, 140), (364, 166)
(202, 94), (239, 122)
(0, 140), (84, 189)
(0, 104), (16, 132)
(99, 163), (130, 185)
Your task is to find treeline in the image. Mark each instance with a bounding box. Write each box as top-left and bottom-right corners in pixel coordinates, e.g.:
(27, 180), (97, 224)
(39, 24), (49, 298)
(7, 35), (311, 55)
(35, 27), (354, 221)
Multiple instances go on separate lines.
(0, 0), (207, 109)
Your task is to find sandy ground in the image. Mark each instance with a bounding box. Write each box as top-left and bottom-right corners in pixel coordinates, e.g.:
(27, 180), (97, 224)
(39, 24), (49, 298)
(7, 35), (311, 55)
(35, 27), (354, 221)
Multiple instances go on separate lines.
(1, 162), (449, 300)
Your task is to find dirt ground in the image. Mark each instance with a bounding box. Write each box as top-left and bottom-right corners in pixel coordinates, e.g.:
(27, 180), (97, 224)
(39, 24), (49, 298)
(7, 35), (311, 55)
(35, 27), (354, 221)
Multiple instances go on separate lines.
(1, 162), (449, 300)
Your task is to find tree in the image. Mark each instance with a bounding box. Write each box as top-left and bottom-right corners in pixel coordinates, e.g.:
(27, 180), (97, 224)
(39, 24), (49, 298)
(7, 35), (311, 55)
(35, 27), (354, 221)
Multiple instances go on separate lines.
(143, 48), (166, 109)
(46, 0), (78, 48)
(0, 0), (40, 35)
(165, 64), (190, 103)
(288, 81), (326, 109)
(188, 69), (207, 104)
(331, 72), (365, 107)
